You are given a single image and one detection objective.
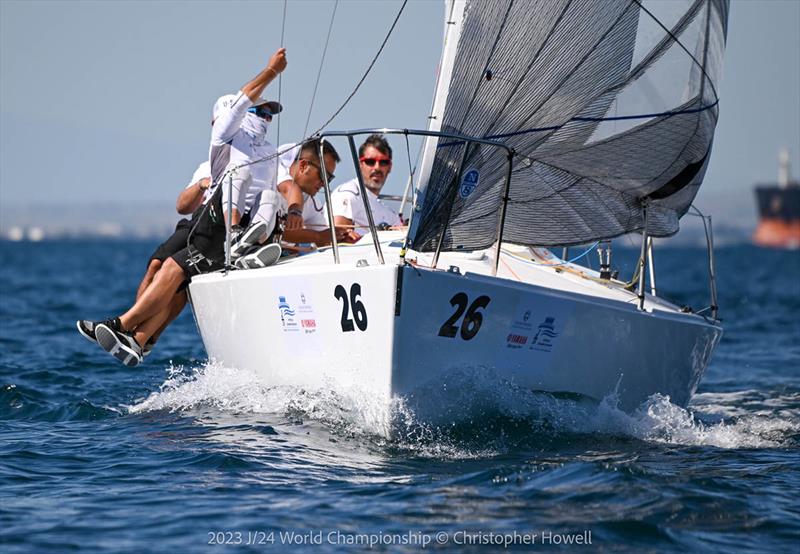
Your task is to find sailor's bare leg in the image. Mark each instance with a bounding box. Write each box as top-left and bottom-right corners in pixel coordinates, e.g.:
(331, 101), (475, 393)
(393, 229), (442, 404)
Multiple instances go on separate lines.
(148, 291), (187, 345)
(136, 259), (162, 300)
(132, 307), (172, 349)
(119, 258), (185, 332)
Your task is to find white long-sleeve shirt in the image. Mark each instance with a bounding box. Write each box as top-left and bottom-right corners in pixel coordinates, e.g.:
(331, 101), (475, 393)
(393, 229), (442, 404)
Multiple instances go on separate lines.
(209, 91), (277, 215)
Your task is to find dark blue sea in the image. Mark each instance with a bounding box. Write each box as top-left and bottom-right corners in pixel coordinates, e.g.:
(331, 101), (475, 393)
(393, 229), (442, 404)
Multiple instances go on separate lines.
(1, 241), (798, 553)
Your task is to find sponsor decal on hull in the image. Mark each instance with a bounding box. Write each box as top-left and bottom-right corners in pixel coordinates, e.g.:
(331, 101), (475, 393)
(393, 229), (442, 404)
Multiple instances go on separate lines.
(278, 296), (299, 332)
(530, 316), (559, 352)
(506, 333), (528, 348)
(297, 291), (317, 334)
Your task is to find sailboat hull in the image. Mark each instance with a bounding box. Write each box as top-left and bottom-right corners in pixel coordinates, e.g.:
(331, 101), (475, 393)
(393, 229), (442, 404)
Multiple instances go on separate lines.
(393, 265), (720, 422)
(189, 257), (721, 431)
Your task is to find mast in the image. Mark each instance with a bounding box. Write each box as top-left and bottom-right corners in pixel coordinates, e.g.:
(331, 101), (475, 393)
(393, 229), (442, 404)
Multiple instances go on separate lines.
(406, 0), (466, 248)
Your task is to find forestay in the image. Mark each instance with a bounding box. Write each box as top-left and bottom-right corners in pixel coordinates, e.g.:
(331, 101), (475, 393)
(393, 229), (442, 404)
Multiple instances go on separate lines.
(407, 0), (729, 250)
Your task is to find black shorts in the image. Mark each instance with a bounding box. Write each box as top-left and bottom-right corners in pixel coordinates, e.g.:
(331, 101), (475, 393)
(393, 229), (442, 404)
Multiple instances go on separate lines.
(168, 188), (228, 288)
(170, 245), (225, 292)
(149, 219), (193, 264)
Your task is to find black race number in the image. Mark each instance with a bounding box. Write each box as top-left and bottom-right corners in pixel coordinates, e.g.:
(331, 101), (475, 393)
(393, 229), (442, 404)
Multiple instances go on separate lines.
(334, 283), (368, 332)
(438, 293), (491, 340)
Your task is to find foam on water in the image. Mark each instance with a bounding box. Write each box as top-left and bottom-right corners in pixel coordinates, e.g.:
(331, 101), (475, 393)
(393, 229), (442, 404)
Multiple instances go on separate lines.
(126, 361), (397, 438)
(127, 363), (799, 455)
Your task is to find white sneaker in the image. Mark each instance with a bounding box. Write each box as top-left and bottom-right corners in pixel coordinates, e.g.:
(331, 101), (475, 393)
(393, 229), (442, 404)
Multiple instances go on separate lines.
(235, 243), (282, 270)
(230, 222), (268, 259)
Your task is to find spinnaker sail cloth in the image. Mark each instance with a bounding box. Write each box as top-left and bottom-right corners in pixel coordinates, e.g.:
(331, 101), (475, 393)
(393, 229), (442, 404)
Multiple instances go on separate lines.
(407, 0), (729, 250)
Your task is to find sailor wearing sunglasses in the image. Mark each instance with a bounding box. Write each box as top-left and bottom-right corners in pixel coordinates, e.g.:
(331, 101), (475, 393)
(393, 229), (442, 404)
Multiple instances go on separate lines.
(74, 48), (294, 366)
(266, 140), (353, 249)
(209, 52), (287, 233)
(331, 134), (403, 240)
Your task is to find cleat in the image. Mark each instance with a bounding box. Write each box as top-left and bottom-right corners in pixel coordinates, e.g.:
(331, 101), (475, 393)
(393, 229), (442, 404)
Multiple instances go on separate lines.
(235, 243), (282, 270)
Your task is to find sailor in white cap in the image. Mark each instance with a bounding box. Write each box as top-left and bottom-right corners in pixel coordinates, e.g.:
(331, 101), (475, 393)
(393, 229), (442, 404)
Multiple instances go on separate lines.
(76, 48), (296, 367)
(209, 47), (304, 258)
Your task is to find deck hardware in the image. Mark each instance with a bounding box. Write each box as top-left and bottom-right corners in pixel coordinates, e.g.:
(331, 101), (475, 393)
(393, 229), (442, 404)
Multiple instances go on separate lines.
(597, 240), (612, 280)
(637, 203), (649, 311)
(647, 237), (657, 296)
(448, 265), (461, 274)
(356, 259), (369, 267)
(493, 150), (515, 276)
(319, 140), (340, 264)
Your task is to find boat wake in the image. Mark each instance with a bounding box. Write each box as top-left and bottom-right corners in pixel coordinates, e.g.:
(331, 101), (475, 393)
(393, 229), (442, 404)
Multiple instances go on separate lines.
(126, 363), (799, 456)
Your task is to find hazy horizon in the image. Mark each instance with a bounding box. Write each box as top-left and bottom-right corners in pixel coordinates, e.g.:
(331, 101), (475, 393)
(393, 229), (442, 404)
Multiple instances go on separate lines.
(1, 0), (798, 239)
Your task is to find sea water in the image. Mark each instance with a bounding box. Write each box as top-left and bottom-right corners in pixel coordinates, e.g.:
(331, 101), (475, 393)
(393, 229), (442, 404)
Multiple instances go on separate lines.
(1, 241), (798, 553)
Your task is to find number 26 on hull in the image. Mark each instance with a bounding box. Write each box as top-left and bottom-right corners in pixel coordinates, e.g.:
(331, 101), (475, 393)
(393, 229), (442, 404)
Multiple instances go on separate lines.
(334, 283), (368, 332)
(438, 292), (491, 340)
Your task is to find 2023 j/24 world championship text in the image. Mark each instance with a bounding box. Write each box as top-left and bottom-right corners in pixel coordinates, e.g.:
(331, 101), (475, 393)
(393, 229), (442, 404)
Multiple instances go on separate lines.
(207, 529), (593, 548)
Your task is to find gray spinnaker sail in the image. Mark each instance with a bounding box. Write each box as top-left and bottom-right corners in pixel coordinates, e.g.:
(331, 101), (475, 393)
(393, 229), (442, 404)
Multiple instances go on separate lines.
(406, 0), (729, 251)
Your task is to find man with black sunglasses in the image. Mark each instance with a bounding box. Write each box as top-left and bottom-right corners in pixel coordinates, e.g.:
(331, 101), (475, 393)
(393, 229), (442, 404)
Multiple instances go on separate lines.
(259, 139), (354, 252)
(331, 134), (403, 240)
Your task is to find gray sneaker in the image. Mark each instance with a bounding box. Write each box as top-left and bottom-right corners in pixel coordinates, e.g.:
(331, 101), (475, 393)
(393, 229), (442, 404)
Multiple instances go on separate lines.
(235, 243), (282, 270)
(142, 339), (155, 358)
(76, 317), (120, 345)
(95, 323), (143, 367)
(76, 319), (100, 343)
(230, 222), (268, 259)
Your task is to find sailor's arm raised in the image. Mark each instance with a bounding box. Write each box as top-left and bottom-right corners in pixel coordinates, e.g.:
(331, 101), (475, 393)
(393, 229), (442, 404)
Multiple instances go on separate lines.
(242, 48), (287, 102)
(211, 48), (288, 146)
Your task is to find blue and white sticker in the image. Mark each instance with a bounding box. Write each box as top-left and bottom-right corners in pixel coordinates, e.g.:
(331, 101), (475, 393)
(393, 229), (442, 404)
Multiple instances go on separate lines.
(278, 295), (299, 332)
(459, 169), (480, 199)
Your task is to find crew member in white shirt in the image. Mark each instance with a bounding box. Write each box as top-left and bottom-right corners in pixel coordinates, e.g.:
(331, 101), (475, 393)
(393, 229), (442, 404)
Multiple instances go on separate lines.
(77, 48), (289, 367)
(176, 161), (213, 216)
(210, 57), (302, 252)
(331, 134), (403, 241)
(272, 140), (350, 247)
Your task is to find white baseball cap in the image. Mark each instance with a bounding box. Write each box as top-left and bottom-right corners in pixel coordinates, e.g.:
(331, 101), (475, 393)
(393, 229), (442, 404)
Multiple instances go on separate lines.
(212, 94), (283, 122)
(212, 94), (239, 122)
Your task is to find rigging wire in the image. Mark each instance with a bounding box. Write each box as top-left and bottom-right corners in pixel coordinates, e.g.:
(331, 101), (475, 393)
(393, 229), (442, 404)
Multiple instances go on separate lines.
(504, 242), (600, 267)
(276, 0), (288, 151)
(212, 0), (408, 180)
(303, 0), (339, 138)
(308, 0), (408, 137)
(187, 0), (410, 267)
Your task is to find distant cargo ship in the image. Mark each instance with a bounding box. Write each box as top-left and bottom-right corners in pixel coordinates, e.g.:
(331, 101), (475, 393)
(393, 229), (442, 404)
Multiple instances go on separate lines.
(753, 149), (800, 249)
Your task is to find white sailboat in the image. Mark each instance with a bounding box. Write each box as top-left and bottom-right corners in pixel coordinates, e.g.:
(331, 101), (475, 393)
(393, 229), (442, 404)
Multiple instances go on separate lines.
(188, 0), (729, 432)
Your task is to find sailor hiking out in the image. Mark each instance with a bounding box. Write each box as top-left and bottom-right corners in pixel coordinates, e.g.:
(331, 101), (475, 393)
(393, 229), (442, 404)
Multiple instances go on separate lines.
(76, 48), (290, 367)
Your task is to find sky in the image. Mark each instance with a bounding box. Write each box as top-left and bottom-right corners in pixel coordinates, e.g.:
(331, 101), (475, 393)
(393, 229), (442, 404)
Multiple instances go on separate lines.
(0, 0), (798, 235)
